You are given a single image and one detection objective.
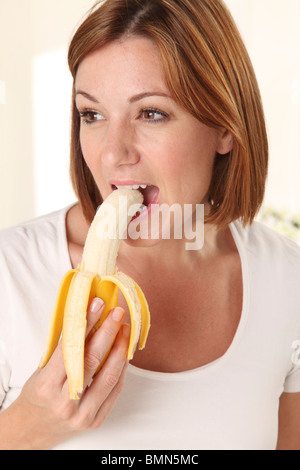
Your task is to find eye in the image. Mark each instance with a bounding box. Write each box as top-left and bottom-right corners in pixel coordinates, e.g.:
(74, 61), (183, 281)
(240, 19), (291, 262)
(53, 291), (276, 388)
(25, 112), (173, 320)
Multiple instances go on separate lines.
(140, 108), (169, 123)
(79, 110), (104, 125)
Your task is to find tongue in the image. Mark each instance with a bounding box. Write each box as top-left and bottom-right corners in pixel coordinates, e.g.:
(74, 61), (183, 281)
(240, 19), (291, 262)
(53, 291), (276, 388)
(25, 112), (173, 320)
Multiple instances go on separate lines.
(140, 185), (159, 206)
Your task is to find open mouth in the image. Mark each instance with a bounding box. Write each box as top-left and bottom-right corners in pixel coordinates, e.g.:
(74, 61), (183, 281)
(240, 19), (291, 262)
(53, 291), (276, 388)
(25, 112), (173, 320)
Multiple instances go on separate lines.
(112, 184), (159, 207)
(111, 183), (160, 223)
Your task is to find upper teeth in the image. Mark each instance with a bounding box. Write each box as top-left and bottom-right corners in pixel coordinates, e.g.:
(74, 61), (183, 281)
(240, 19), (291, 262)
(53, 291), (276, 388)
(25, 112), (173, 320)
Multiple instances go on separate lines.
(115, 184), (147, 190)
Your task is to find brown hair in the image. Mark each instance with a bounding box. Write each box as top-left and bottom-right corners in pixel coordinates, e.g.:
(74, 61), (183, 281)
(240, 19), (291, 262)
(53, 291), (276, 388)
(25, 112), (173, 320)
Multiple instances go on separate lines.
(68, 0), (268, 228)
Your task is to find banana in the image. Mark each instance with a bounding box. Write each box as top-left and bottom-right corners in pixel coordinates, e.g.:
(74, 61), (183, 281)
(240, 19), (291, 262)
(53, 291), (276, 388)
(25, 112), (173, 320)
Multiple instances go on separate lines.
(39, 188), (151, 399)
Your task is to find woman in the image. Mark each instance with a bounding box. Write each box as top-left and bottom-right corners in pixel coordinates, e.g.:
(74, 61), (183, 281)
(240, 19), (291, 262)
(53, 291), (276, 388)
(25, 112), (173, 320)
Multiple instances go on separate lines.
(0, 0), (300, 450)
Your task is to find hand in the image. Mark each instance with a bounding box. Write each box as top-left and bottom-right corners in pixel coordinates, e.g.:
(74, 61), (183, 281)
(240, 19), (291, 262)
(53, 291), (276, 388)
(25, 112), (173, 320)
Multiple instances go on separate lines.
(1, 299), (129, 450)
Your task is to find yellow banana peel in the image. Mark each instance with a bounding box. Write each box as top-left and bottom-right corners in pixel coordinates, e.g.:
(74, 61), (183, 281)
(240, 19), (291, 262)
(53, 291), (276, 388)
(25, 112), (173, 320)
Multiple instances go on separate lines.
(39, 189), (151, 399)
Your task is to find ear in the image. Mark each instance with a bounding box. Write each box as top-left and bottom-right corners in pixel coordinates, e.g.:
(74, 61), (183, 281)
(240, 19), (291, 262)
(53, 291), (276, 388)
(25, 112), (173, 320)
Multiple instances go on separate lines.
(216, 129), (233, 155)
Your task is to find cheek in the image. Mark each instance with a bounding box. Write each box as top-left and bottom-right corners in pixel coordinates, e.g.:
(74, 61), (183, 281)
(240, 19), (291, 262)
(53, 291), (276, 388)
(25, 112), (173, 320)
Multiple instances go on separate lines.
(79, 130), (100, 173)
(169, 134), (217, 201)
(164, 134), (216, 178)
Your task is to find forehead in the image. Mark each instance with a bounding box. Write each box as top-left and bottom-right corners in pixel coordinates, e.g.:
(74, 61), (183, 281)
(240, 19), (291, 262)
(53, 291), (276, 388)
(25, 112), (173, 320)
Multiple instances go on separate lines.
(75, 36), (168, 96)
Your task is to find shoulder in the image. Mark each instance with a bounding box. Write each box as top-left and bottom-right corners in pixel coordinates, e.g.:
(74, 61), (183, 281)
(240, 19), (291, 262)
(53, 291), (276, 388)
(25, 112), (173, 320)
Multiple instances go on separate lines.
(233, 219), (300, 305)
(0, 206), (72, 279)
(232, 219), (300, 320)
(0, 206), (70, 252)
(233, 219), (300, 270)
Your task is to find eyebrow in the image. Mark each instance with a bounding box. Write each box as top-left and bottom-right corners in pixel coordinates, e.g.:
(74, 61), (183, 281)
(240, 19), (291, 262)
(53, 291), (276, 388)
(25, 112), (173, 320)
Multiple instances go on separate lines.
(75, 91), (99, 103)
(75, 90), (171, 104)
(128, 91), (171, 103)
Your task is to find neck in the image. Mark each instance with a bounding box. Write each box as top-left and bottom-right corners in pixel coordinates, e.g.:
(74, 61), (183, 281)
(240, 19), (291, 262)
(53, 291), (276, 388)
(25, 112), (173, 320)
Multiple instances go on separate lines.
(118, 221), (232, 273)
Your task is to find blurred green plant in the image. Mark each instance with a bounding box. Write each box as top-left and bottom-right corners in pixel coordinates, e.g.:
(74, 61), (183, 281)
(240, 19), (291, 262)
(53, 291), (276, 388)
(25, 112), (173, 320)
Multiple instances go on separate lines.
(257, 207), (300, 244)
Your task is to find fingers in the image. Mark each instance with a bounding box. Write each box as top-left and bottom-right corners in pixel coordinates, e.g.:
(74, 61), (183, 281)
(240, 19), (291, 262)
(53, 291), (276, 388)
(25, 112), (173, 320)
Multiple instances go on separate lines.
(43, 297), (106, 384)
(89, 352), (129, 430)
(85, 297), (105, 338)
(58, 305), (129, 427)
(79, 324), (130, 421)
(42, 296), (130, 421)
(81, 306), (126, 391)
(29, 299), (129, 438)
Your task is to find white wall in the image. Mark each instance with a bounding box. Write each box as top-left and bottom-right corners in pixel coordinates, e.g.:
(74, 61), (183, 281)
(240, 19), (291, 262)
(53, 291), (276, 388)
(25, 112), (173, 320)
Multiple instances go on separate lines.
(226, 0), (300, 215)
(0, 0), (92, 228)
(0, 0), (299, 229)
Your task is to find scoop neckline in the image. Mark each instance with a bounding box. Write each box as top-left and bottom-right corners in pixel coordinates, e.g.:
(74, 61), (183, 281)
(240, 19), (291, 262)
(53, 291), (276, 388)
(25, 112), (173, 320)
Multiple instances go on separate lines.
(127, 220), (250, 381)
(61, 210), (250, 382)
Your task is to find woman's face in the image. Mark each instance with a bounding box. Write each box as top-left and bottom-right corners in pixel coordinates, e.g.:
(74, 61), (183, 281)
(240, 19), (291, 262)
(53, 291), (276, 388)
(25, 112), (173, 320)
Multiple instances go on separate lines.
(75, 36), (231, 229)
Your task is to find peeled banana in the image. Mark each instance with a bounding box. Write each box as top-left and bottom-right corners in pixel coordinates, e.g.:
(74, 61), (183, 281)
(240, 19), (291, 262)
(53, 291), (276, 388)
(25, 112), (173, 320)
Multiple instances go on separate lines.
(39, 188), (151, 399)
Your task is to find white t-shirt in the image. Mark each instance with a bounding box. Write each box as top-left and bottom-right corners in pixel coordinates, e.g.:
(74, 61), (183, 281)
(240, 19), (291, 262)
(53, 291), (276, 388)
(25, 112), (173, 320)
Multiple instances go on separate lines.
(0, 206), (300, 450)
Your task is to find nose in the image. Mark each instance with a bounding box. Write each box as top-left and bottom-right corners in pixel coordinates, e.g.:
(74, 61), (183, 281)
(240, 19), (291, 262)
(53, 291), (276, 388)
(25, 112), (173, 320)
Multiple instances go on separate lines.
(100, 120), (140, 169)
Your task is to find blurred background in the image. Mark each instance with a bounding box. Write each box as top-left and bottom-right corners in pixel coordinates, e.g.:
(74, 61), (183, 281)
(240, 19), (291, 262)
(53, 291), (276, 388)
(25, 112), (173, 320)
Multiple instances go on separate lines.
(0, 0), (299, 242)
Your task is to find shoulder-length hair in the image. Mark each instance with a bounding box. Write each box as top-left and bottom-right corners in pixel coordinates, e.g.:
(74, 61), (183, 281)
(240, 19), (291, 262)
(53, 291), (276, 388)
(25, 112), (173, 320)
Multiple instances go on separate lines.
(68, 0), (268, 228)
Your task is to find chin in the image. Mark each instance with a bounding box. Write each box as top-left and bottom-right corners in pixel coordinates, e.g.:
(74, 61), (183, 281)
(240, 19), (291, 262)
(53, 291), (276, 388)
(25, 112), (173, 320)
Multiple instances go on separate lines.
(123, 233), (163, 249)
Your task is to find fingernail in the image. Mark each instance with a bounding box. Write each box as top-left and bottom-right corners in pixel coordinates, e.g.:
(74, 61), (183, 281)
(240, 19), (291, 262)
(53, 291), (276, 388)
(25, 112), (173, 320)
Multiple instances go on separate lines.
(112, 307), (124, 322)
(89, 297), (104, 313)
